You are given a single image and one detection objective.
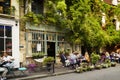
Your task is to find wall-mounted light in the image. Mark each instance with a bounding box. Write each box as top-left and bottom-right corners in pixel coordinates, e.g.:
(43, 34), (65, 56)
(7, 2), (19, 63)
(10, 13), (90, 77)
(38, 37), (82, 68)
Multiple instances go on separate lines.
(15, 20), (18, 26)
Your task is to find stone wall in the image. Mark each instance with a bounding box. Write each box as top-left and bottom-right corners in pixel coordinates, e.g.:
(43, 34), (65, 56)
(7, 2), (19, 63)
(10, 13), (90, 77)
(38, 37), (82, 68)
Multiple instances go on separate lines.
(20, 31), (26, 65)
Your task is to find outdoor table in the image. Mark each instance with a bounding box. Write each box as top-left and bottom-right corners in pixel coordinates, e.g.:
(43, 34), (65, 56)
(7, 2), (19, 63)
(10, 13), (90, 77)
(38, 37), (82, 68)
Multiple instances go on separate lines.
(34, 58), (44, 70)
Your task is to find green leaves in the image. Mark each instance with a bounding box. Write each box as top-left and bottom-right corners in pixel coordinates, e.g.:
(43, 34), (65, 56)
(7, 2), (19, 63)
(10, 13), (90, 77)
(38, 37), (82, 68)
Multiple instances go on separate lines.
(64, 0), (120, 52)
(91, 52), (100, 65)
(114, 4), (120, 21)
(23, 12), (44, 26)
(22, 0), (120, 52)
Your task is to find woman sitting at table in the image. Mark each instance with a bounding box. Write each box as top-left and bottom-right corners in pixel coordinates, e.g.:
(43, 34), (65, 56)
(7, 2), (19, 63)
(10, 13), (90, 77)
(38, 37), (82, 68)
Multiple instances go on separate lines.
(0, 51), (14, 74)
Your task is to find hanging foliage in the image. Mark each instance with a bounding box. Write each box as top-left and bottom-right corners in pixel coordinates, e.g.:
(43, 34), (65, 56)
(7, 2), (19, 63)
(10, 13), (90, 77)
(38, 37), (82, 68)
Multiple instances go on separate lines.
(22, 12), (44, 26)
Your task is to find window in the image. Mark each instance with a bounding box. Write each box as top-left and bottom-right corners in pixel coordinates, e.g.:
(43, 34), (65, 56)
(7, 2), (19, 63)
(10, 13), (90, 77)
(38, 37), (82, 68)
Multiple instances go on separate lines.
(57, 34), (66, 52)
(0, 25), (12, 55)
(46, 33), (56, 41)
(0, 0), (11, 14)
(27, 31), (45, 56)
(32, 32), (44, 53)
(32, 0), (44, 14)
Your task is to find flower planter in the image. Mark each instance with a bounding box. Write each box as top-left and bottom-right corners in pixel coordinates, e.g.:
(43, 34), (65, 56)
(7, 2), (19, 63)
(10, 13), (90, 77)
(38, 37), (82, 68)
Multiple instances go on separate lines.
(43, 57), (54, 72)
(46, 63), (53, 72)
(75, 67), (83, 73)
(95, 65), (102, 69)
(111, 62), (116, 67)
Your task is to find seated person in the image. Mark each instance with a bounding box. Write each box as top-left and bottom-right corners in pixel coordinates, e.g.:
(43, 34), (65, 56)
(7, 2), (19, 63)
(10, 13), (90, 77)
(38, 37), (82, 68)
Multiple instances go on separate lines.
(0, 67), (8, 80)
(59, 53), (67, 67)
(0, 51), (14, 74)
(0, 51), (14, 67)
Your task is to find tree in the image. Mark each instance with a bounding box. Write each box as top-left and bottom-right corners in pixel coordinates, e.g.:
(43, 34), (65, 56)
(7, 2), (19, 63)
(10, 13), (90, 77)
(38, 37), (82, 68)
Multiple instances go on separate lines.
(21, 0), (120, 53)
(63, 0), (120, 54)
(102, 3), (120, 52)
(64, 0), (111, 53)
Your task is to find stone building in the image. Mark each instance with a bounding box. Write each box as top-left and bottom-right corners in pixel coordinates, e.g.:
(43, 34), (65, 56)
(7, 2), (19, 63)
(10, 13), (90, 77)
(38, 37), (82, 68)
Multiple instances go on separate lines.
(0, 0), (20, 68)
(19, 0), (81, 66)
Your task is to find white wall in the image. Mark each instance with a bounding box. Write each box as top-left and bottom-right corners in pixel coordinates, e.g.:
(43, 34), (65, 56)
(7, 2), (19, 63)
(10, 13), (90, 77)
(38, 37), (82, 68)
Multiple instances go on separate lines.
(112, 0), (118, 5)
(116, 20), (120, 30)
(0, 18), (20, 68)
(12, 0), (19, 19)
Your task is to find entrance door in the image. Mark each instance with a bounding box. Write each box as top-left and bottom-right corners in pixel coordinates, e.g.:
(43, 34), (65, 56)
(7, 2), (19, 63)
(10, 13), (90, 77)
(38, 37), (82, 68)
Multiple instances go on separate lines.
(47, 42), (55, 59)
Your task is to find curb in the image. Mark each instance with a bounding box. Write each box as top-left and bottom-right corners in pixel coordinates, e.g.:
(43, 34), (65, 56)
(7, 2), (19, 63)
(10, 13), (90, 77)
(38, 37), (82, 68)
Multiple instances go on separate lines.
(12, 70), (75, 80)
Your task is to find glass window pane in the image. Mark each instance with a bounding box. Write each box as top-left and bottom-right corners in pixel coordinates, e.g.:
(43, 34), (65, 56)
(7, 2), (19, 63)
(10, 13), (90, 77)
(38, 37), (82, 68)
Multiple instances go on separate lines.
(46, 33), (56, 41)
(30, 32), (45, 54)
(5, 26), (11, 37)
(6, 39), (12, 55)
(0, 25), (4, 37)
(58, 34), (65, 41)
(2, 0), (10, 14)
(0, 38), (4, 54)
(32, 41), (44, 53)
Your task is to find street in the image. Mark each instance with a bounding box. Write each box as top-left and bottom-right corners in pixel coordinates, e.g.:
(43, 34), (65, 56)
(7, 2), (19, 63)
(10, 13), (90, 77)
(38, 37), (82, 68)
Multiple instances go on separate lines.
(35, 65), (120, 80)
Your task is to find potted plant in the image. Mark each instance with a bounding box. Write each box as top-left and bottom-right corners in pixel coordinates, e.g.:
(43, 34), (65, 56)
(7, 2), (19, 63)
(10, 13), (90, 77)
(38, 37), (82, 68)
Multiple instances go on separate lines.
(90, 52), (100, 65)
(5, 6), (16, 15)
(10, 6), (16, 15)
(111, 62), (116, 67)
(95, 64), (102, 69)
(64, 50), (70, 56)
(75, 67), (83, 73)
(43, 57), (55, 72)
(32, 52), (44, 59)
(87, 65), (95, 71)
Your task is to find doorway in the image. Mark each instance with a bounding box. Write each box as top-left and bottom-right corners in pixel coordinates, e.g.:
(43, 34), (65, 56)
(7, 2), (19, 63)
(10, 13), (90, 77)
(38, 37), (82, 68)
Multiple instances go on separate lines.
(47, 42), (55, 59)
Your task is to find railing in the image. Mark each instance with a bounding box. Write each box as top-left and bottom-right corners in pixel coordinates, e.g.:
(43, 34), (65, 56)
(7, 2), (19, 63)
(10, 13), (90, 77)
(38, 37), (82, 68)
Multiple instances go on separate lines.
(0, 13), (15, 19)
(0, 6), (15, 17)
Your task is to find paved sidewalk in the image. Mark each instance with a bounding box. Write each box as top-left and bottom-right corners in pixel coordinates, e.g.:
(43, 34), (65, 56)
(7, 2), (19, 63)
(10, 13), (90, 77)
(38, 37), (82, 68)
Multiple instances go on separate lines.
(8, 63), (120, 80)
(8, 63), (75, 80)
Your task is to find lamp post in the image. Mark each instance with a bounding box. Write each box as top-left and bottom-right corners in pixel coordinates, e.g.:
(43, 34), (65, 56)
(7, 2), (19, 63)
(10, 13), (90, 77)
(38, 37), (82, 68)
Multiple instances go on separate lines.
(52, 62), (55, 73)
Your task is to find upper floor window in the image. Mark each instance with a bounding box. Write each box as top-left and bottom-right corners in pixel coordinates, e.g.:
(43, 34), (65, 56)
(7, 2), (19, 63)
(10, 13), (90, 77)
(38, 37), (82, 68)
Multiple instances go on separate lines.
(0, 0), (11, 14)
(32, 0), (44, 14)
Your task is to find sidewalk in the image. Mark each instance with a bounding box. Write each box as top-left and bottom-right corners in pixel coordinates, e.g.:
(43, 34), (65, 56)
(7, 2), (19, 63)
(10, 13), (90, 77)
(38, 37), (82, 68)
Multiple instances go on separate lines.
(8, 63), (120, 80)
(8, 63), (75, 80)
